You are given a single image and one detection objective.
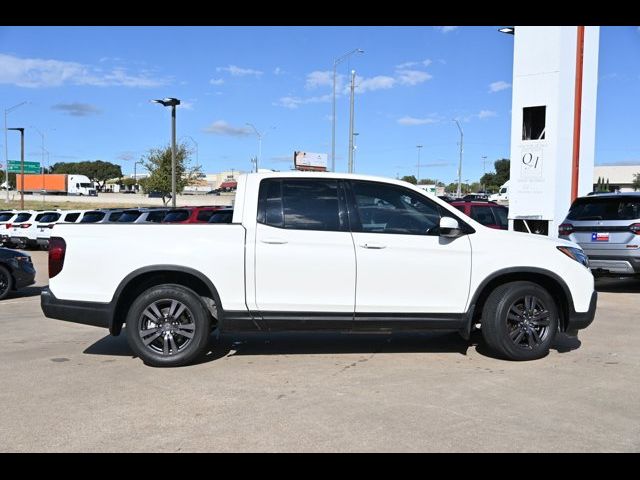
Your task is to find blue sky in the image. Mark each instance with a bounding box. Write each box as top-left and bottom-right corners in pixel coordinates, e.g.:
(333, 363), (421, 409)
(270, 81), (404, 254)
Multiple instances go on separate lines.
(1, 25), (639, 184)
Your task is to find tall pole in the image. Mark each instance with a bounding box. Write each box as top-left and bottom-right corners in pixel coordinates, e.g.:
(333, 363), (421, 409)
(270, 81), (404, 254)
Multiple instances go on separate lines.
(331, 48), (364, 172)
(20, 129), (24, 210)
(454, 119), (464, 198)
(348, 70), (356, 174)
(352, 133), (359, 173)
(4, 101), (27, 202)
(416, 145), (423, 183)
(171, 104), (177, 208)
(482, 155), (488, 191)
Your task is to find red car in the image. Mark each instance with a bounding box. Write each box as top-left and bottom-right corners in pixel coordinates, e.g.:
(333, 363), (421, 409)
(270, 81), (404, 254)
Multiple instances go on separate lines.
(450, 200), (508, 230)
(161, 206), (231, 224)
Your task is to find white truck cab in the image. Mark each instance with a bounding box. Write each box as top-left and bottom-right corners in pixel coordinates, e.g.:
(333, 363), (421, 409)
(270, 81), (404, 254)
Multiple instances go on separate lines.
(489, 180), (510, 204)
(68, 175), (97, 196)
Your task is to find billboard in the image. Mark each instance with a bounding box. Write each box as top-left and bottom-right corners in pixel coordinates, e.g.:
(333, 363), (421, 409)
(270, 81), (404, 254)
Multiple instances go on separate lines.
(294, 151), (327, 171)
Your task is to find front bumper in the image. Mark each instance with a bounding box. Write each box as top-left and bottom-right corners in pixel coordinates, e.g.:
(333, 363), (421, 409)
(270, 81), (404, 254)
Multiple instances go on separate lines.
(13, 262), (36, 289)
(566, 290), (597, 335)
(41, 288), (112, 329)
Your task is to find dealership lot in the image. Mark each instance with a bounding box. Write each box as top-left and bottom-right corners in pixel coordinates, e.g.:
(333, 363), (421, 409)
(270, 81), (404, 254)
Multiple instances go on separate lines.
(0, 251), (638, 452)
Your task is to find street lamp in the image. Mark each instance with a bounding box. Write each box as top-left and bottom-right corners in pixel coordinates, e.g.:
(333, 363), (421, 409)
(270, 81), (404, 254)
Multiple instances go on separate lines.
(133, 160), (144, 193)
(347, 70), (357, 174)
(4, 101), (27, 202)
(7, 127), (25, 209)
(332, 48), (364, 172)
(151, 97), (180, 208)
(416, 145), (423, 182)
(245, 123), (275, 173)
(453, 119), (464, 198)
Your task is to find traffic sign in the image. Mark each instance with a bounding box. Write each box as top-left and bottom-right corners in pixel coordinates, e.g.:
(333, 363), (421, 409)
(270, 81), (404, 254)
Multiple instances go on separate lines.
(8, 161), (40, 174)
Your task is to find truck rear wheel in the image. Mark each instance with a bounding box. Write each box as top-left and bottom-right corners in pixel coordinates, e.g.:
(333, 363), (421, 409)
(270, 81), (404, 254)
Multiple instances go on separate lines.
(481, 281), (558, 361)
(125, 284), (212, 367)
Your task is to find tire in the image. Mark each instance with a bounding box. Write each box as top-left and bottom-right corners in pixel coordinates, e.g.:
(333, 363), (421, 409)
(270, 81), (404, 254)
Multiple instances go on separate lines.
(481, 281), (558, 361)
(0, 265), (13, 300)
(125, 284), (212, 367)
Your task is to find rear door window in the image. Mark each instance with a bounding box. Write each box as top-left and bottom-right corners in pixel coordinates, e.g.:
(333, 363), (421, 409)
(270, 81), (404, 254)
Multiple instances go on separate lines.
(567, 198), (640, 221)
(0, 213), (14, 222)
(146, 210), (168, 223)
(39, 213), (61, 223)
(163, 210), (191, 222)
(80, 211), (105, 223)
(117, 211), (142, 222)
(196, 210), (215, 222)
(63, 212), (81, 222)
(13, 213), (32, 223)
(491, 206), (509, 228)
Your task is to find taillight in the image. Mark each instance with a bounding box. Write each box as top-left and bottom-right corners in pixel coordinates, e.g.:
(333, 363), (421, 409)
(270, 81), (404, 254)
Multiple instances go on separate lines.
(630, 223), (640, 235)
(5, 224), (11, 229)
(20, 223), (32, 228)
(49, 237), (66, 278)
(558, 223), (574, 236)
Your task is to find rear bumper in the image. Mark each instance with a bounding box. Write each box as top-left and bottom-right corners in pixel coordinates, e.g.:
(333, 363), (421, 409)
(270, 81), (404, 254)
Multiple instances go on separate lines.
(586, 255), (640, 275)
(566, 290), (597, 335)
(41, 288), (112, 329)
(36, 238), (50, 247)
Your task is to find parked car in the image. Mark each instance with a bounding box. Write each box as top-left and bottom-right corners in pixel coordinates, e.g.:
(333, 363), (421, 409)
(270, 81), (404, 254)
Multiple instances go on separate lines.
(0, 247), (36, 300)
(79, 209), (126, 223)
(450, 200), (509, 230)
(116, 208), (170, 224)
(8, 210), (60, 249)
(162, 206), (230, 224)
(559, 192), (640, 277)
(437, 195), (455, 203)
(34, 211), (62, 249)
(0, 210), (19, 246)
(462, 193), (489, 201)
(207, 208), (234, 224)
(42, 172), (596, 367)
(489, 181), (510, 203)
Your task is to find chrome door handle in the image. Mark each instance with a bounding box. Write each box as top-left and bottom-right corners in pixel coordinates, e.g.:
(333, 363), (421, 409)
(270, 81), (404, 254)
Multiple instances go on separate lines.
(261, 238), (288, 245)
(360, 243), (386, 249)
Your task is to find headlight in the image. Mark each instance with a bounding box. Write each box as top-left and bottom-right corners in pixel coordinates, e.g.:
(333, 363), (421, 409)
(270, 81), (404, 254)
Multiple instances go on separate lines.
(557, 246), (589, 268)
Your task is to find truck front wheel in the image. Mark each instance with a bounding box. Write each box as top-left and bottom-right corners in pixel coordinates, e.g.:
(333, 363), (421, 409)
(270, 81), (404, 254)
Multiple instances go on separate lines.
(481, 281), (558, 361)
(125, 284), (212, 367)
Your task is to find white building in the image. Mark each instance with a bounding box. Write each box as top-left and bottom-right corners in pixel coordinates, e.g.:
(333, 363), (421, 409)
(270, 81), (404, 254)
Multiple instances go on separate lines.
(508, 26), (600, 237)
(593, 164), (640, 192)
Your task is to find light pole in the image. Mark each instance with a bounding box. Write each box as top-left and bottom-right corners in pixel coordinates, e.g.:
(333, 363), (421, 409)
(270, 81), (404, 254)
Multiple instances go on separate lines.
(151, 97), (180, 208)
(347, 70), (356, 174)
(5, 101), (27, 202)
(133, 160), (144, 193)
(416, 145), (423, 182)
(453, 119), (464, 198)
(481, 155), (489, 191)
(245, 123), (274, 173)
(332, 48), (364, 172)
(352, 132), (359, 173)
(8, 127), (24, 209)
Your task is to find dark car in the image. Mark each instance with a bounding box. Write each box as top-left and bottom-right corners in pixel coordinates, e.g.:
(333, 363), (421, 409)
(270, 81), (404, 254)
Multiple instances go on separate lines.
(0, 247), (36, 300)
(462, 193), (489, 201)
(207, 208), (234, 224)
(450, 200), (509, 230)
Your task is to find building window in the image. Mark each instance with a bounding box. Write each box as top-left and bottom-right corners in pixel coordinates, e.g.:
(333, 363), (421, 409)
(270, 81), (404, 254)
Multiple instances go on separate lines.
(522, 106), (546, 140)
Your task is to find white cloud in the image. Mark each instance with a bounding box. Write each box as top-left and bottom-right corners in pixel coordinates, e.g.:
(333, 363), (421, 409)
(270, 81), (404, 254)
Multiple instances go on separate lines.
(273, 67), (284, 75)
(396, 59), (432, 69)
(436, 26), (459, 33)
(397, 115), (439, 126)
(273, 94), (332, 109)
(203, 120), (252, 136)
(396, 69), (433, 86)
(489, 80), (511, 93)
(216, 65), (263, 77)
(51, 102), (101, 116)
(305, 70), (335, 89)
(0, 53), (168, 88)
(209, 78), (224, 85)
(478, 110), (497, 119)
(354, 75), (396, 93)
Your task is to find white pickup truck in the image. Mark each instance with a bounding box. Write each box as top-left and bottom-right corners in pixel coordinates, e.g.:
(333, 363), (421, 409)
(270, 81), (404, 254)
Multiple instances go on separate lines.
(42, 172), (597, 367)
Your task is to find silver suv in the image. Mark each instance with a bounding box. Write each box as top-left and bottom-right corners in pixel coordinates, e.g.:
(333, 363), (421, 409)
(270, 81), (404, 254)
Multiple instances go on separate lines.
(559, 193), (640, 277)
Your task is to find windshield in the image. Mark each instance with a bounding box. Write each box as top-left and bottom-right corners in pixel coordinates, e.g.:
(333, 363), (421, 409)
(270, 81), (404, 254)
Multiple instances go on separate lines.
(80, 211), (105, 223)
(117, 211), (142, 222)
(39, 213), (61, 223)
(567, 197), (640, 221)
(163, 210), (190, 222)
(14, 213), (32, 223)
(79, 183), (92, 188)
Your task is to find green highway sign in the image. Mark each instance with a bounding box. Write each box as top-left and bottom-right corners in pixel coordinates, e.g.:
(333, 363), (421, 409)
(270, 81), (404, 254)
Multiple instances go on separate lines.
(8, 161), (40, 174)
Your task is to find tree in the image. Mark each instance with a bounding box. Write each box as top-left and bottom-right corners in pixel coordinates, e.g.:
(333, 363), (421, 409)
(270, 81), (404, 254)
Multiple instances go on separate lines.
(141, 143), (201, 205)
(418, 178), (439, 185)
(401, 175), (417, 185)
(633, 173), (640, 192)
(480, 158), (510, 192)
(51, 160), (122, 191)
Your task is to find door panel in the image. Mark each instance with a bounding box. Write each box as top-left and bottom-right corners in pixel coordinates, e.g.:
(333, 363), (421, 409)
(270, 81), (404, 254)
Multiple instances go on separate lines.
(254, 178), (356, 313)
(349, 180), (472, 314)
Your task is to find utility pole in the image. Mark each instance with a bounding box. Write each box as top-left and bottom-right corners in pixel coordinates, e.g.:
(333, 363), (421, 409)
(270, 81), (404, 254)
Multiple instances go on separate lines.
(453, 119), (464, 198)
(4, 101), (27, 202)
(481, 155), (488, 191)
(348, 70), (356, 174)
(416, 145), (423, 183)
(8, 128), (25, 209)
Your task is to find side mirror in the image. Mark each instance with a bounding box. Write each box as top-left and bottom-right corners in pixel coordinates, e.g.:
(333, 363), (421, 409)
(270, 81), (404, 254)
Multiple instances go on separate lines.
(440, 216), (463, 238)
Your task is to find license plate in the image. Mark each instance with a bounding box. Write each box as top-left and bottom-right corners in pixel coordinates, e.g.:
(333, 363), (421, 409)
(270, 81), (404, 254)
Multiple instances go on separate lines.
(591, 232), (610, 242)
